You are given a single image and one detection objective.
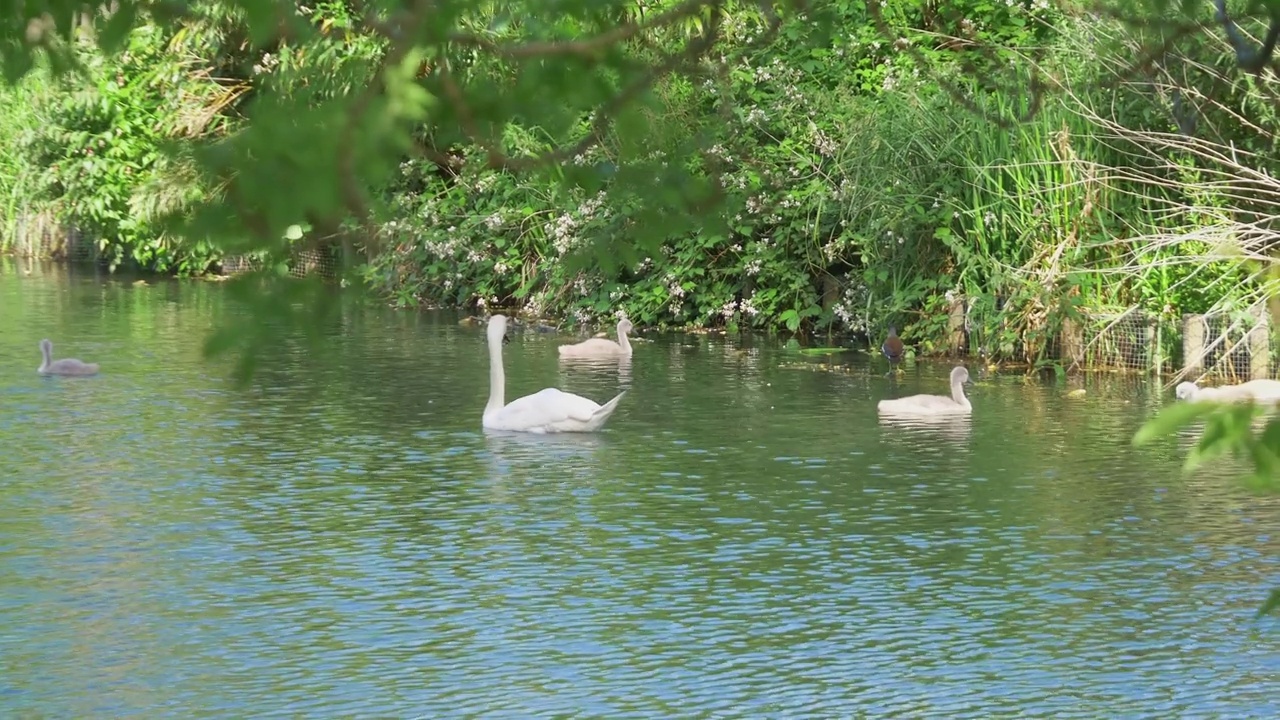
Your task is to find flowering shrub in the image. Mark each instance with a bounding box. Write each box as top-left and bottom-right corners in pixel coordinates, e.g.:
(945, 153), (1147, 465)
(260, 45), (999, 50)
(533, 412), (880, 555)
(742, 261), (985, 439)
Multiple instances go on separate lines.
(365, 0), (1066, 339)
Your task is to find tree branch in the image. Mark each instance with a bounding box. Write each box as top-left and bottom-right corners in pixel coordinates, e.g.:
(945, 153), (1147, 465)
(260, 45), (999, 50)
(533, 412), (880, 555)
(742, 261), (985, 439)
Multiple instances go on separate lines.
(1212, 0), (1279, 73)
(434, 56), (498, 165)
(395, 1), (801, 179)
(496, 8), (726, 172)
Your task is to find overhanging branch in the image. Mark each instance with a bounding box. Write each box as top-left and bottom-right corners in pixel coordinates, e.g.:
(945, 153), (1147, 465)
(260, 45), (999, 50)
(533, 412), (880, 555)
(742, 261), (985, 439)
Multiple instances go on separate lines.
(1213, 0), (1280, 73)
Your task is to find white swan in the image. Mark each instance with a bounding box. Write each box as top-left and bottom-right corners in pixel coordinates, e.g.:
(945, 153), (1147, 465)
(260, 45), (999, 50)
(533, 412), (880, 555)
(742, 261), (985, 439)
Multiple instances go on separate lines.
(1175, 379), (1280, 404)
(37, 339), (99, 377)
(483, 314), (626, 433)
(878, 365), (971, 416)
(558, 318), (633, 359)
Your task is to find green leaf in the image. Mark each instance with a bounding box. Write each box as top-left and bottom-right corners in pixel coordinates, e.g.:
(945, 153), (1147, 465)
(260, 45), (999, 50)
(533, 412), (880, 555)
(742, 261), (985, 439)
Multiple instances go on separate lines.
(1132, 401), (1222, 447)
(1257, 587), (1280, 618)
(99, 2), (140, 54)
(239, 1), (285, 47)
(1186, 413), (1234, 472)
(1258, 415), (1280, 451)
(384, 48), (435, 124)
(1, 40), (34, 83)
(513, 273), (539, 299)
(202, 325), (242, 359)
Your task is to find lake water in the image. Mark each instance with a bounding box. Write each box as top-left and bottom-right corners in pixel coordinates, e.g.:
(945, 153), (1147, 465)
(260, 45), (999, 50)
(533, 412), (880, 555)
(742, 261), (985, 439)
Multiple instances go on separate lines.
(1, 260), (1277, 718)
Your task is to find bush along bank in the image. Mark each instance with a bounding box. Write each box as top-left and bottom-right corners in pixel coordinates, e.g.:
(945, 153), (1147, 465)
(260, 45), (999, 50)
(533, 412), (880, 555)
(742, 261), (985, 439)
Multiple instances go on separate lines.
(365, 4), (1057, 335)
(364, 5), (1270, 365)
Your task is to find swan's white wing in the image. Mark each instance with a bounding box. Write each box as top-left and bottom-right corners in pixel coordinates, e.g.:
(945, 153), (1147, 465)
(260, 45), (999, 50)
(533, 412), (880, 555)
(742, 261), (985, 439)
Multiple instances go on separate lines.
(487, 388), (603, 432)
(878, 393), (966, 414)
(1240, 379), (1280, 402)
(558, 338), (623, 357)
(1195, 380), (1280, 404)
(45, 358), (100, 376)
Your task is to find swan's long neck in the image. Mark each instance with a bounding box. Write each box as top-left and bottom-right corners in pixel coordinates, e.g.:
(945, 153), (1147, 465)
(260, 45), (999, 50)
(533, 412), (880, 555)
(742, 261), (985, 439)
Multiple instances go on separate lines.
(39, 343), (52, 371)
(951, 378), (971, 409)
(485, 331), (505, 416)
(616, 324), (631, 355)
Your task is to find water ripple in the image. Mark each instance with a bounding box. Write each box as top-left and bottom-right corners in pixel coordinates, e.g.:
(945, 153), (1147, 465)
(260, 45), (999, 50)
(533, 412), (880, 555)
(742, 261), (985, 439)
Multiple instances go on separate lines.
(1, 271), (1278, 717)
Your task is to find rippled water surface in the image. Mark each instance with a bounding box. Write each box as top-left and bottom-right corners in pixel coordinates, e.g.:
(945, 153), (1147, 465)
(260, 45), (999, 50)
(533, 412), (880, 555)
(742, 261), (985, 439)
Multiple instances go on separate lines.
(2, 261), (1278, 718)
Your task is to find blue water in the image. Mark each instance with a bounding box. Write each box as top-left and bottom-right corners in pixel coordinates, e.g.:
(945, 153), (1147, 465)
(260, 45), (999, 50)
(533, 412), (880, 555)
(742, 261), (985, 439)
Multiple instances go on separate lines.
(1, 262), (1277, 717)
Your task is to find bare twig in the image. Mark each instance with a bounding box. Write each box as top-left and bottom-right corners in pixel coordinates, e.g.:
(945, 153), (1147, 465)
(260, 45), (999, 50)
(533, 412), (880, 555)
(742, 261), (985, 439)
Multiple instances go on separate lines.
(1212, 0), (1280, 73)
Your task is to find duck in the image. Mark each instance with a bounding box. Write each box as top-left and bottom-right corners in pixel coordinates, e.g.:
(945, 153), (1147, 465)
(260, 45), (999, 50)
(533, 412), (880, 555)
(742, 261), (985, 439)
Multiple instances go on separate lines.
(878, 365), (972, 416)
(558, 318), (633, 359)
(483, 314), (626, 433)
(37, 339), (100, 377)
(1175, 379), (1280, 404)
(881, 326), (904, 365)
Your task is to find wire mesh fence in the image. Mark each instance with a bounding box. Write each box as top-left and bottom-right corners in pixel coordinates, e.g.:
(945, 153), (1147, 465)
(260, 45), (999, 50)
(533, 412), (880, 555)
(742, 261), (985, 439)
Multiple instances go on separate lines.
(944, 296), (1275, 382)
(3, 213), (342, 281)
(218, 254), (260, 275)
(1059, 304), (1274, 381)
(3, 212), (99, 263)
(1080, 307), (1159, 372)
(939, 295), (1277, 381)
(288, 246), (341, 280)
(218, 245), (342, 280)
(1180, 304), (1271, 383)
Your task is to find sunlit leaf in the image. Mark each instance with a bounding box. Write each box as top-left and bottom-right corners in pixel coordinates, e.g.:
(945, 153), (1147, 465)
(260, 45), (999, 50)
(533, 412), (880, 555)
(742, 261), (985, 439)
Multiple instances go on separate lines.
(1186, 413), (1233, 472)
(1132, 401), (1222, 446)
(1, 44), (34, 83)
(99, 1), (139, 54)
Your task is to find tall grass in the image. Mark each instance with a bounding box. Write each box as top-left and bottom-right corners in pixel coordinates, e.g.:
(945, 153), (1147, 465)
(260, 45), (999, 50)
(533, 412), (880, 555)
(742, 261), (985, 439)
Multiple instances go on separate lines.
(1053, 19), (1273, 324)
(940, 84), (1131, 361)
(0, 72), (51, 251)
(847, 15), (1279, 364)
(821, 74), (1132, 361)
